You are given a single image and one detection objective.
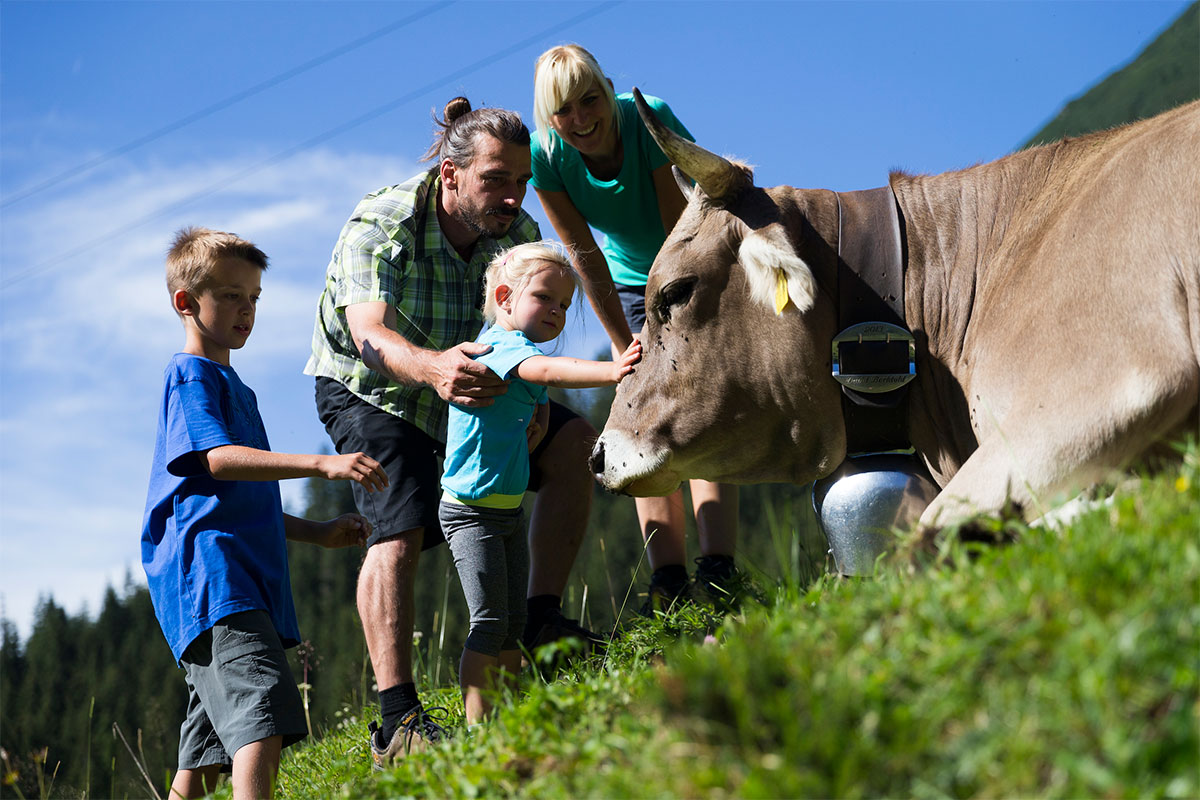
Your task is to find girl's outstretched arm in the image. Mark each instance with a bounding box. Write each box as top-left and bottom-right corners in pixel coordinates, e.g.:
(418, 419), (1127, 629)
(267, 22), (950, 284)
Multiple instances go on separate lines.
(515, 338), (641, 388)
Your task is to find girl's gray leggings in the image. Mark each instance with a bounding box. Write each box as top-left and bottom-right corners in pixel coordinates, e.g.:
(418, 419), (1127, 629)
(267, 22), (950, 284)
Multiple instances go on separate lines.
(439, 501), (529, 657)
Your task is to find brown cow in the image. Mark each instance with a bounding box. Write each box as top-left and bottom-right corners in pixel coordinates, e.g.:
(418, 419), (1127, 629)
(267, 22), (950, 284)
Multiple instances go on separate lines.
(591, 92), (1199, 527)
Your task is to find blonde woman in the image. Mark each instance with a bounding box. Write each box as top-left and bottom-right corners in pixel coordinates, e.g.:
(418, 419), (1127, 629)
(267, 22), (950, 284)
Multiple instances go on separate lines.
(531, 45), (741, 612)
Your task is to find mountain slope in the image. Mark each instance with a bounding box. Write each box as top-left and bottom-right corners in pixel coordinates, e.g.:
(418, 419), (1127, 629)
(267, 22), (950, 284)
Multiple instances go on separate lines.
(1024, 2), (1199, 147)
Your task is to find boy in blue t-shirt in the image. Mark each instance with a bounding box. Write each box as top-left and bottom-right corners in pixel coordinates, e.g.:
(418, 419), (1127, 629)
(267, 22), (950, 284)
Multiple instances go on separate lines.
(142, 227), (388, 799)
(439, 241), (640, 726)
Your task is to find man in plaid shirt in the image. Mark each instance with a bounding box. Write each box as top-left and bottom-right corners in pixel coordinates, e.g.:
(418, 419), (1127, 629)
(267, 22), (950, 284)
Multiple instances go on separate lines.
(306, 99), (601, 764)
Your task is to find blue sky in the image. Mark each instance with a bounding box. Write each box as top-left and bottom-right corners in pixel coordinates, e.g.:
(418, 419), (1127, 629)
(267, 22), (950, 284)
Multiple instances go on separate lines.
(0, 0), (1191, 639)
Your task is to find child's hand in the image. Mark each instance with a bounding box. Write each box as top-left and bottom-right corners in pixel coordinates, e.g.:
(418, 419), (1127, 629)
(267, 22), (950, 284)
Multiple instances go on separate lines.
(614, 337), (642, 381)
(319, 452), (388, 492)
(320, 513), (372, 549)
(526, 417), (545, 452)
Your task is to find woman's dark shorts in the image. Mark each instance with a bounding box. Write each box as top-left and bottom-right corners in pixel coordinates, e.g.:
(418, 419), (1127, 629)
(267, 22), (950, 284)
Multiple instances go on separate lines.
(315, 377), (581, 549)
(615, 282), (649, 334)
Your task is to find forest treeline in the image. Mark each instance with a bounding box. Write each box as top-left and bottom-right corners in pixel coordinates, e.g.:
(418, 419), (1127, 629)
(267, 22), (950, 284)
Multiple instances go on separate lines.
(0, 385), (817, 798)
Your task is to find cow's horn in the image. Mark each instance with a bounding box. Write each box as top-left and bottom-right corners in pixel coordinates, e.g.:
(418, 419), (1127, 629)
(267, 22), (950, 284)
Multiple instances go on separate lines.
(633, 88), (745, 201)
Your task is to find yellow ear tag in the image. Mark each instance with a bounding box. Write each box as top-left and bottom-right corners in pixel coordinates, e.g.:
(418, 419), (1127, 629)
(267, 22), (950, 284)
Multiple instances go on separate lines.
(774, 269), (791, 315)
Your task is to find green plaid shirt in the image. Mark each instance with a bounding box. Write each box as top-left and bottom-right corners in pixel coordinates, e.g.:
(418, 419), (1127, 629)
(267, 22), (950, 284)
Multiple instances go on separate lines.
(305, 169), (540, 442)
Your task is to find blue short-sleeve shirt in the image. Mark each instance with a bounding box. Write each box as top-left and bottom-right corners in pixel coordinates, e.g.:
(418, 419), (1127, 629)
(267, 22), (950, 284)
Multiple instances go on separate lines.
(141, 353), (300, 663)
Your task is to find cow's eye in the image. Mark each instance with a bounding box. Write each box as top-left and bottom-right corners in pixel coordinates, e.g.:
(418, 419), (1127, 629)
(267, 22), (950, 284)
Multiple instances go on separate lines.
(654, 277), (697, 324)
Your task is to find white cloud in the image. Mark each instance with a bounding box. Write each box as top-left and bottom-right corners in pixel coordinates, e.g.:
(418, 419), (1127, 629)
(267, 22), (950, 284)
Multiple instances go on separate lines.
(231, 199), (326, 237)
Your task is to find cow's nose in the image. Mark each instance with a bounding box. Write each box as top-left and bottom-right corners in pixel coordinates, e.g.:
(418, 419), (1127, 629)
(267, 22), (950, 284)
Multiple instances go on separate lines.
(588, 440), (605, 477)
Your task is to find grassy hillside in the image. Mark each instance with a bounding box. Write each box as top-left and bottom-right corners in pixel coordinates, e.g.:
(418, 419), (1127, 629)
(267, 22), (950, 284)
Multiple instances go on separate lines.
(1024, 2), (1199, 147)
(231, 443), (1198, 799)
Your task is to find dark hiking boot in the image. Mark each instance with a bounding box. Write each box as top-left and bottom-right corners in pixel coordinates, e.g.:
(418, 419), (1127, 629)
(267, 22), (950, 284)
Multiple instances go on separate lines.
(522, 608), (607, 656)
(692, 555), (749, 611)
(638, 575), (692, 617)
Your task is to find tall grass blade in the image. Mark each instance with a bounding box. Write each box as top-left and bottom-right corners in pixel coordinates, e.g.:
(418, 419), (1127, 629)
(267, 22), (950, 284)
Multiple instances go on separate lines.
(435, 563), (451, 688)
(599, 535), (619, 618)
(84, 697), (93, 798)
(110, 724), (162, 800)
(579, 582), (589, 630)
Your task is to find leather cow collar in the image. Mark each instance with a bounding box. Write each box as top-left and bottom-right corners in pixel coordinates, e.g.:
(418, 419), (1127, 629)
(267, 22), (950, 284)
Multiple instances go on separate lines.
(831, 186), (915, 456)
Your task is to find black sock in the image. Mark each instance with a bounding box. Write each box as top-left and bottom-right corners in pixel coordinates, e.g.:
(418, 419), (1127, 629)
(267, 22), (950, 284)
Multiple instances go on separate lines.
(649, 564), (690, 596)
(525, 594), (561, 636)
(379, 683), (420, 741)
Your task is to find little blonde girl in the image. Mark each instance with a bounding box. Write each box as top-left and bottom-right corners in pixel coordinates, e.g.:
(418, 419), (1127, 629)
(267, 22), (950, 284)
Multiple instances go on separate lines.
(439, 241), (640, 725)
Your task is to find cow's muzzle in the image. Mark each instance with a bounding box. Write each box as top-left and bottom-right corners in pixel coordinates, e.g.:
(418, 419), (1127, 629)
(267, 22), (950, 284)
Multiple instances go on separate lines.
(588, 432), (679, 496)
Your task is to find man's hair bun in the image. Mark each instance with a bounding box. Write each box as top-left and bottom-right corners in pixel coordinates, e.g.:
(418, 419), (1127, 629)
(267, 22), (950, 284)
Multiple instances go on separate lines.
(443, 96), (472, 124)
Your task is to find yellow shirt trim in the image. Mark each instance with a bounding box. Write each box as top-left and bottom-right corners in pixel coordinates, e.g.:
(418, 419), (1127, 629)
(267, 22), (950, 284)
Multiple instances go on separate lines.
(440, 490), (524, 510)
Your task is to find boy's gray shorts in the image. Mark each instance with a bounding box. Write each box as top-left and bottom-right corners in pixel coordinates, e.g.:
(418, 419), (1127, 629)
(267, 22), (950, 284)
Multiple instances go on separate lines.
(177, 610), (307, 770)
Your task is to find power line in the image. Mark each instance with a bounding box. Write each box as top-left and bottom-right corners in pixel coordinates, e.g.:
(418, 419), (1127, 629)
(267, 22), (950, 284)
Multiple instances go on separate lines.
(1, 2), (621, 292)
(0, 2), (454, 209)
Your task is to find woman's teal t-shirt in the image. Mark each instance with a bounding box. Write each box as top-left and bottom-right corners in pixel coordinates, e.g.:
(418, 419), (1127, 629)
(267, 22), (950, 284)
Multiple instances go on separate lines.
(530, 93), (694, 287)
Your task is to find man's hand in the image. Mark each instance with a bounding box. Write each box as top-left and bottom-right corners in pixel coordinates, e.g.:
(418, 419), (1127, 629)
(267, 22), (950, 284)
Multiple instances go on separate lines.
(345, 302), (509, 406)
(429, 342), (509, 406)
(318, 452), (388, 492)
(317, 513), (372, 549)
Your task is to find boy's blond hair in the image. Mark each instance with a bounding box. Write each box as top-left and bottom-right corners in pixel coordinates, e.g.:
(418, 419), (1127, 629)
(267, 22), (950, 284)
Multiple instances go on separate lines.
(166, 226), (268, 302)
(532, 44), (620, 156)
(483, 241), (580, 325)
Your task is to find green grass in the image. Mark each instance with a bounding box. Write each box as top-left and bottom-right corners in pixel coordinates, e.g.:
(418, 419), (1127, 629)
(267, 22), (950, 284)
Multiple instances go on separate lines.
(209, 444), (1198, 799)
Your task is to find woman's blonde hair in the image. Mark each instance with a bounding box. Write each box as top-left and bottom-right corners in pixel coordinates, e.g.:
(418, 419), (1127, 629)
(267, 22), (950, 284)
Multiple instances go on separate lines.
(532, 44), (620, 156)
(483, 241), (580, 325)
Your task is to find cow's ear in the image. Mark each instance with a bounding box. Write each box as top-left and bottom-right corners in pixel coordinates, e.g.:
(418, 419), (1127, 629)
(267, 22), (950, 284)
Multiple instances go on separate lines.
(738, 226), (816, 315)
(671, 165), (694, 199)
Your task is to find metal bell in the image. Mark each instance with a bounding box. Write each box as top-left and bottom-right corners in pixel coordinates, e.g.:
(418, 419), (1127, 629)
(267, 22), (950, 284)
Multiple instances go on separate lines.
(812, 454), (938, 576)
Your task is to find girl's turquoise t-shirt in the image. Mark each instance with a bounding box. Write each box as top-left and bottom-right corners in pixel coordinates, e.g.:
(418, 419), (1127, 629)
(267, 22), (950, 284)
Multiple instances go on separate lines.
(530, 93), (694, 287)
(441, 327), (548, 501)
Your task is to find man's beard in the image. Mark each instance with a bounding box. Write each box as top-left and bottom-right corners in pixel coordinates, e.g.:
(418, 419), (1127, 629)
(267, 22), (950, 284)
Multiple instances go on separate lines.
(455, 202), (516, 240)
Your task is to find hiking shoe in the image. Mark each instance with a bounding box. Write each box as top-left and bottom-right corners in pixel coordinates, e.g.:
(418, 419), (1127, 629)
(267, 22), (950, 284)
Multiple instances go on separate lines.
(637, 580), (691, 617)
(522, 608), (607, 655)
(692, 555), (749, 611)
(367, 705), (449, 769)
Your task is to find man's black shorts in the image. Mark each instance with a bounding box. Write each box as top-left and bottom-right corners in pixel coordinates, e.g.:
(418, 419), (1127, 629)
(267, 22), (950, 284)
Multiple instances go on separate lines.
(314, 377), (582, 549)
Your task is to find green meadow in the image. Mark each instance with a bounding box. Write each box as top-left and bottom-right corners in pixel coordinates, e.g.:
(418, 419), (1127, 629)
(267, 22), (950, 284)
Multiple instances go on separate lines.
(253, 442), (1199, 800)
